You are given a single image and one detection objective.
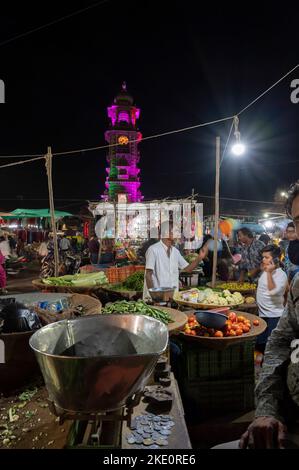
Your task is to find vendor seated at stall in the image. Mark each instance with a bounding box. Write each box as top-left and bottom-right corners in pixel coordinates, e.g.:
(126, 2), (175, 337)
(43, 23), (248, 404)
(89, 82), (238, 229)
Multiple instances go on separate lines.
(143, 222), (209, 299)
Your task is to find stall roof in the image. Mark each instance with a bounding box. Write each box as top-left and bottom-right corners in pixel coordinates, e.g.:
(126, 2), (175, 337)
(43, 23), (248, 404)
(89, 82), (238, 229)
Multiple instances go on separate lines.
(3, 208), (72, 219)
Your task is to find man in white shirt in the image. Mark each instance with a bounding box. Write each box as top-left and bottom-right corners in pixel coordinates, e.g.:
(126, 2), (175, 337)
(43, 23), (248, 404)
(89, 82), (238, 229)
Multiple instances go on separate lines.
(256, 244), (288, 352)
(144, 223), (209, 298)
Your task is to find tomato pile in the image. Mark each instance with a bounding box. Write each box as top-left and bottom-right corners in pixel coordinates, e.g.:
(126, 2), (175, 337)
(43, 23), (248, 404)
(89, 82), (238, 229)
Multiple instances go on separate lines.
(184, 311), (260, 338)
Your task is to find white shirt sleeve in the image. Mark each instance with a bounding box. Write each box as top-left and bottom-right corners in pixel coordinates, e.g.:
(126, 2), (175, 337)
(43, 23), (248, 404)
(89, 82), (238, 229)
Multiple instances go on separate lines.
(268, 269), (287, 296)
(177, 251), (189, 270)
(145, 246), (156, 271)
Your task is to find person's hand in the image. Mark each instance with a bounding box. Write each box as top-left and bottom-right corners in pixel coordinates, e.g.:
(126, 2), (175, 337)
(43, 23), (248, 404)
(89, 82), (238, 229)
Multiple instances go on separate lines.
(239, 416), (287, 449)
(263, 260), (276, 273)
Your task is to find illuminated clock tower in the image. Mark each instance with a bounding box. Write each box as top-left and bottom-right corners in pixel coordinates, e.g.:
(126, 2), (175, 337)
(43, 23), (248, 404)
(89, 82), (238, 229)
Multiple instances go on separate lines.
(102, 82), (143, 202)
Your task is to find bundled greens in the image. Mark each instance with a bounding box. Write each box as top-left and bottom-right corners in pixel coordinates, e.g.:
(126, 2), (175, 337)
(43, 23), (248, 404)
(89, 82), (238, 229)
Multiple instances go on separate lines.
(122, 271), (144, 291)
(42, 271), (108, 287)
(102, 300), (173, 325)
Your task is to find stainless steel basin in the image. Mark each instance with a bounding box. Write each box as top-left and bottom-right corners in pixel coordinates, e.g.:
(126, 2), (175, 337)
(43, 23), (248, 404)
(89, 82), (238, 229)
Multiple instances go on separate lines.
(29, 314), (168, 413)
(148, 287), (175, 302)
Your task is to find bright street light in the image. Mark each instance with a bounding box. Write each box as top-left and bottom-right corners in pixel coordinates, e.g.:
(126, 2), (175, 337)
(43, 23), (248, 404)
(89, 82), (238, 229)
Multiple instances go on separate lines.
(231, 116), (245, 156)
(264, 213), (269, 218)
(232, 142), (245, 156)
(280, 191), (287, 198)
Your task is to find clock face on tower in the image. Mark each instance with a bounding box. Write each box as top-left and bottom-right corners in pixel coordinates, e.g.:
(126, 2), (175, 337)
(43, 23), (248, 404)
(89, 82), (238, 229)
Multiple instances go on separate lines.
(118, 135), (129, 145)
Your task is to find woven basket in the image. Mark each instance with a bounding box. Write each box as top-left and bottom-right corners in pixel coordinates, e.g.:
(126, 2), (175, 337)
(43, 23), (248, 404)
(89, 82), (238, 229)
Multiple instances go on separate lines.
(32, 279), (106, 295)
(35, 293), (102, 325)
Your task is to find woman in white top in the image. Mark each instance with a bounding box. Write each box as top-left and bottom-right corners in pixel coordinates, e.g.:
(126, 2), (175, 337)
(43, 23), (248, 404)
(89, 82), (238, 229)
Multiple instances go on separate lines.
(256, 244), (288, 352)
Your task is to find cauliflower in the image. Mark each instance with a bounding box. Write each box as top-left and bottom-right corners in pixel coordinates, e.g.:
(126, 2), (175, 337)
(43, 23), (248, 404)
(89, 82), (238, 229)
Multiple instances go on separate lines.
(223, 289), (231, 297)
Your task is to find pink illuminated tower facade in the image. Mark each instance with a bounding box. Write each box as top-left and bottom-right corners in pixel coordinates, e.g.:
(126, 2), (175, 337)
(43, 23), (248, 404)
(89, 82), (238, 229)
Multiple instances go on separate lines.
(102, 82), (143, 202)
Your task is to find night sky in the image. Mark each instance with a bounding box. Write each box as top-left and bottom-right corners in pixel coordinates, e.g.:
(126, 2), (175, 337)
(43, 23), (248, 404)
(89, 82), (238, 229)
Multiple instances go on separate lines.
(0, 1), (298, 214)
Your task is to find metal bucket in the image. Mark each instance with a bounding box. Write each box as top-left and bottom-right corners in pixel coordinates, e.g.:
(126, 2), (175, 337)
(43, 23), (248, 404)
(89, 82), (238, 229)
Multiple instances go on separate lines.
(29, 315), (168, 413)
(0, 331), (40, 394)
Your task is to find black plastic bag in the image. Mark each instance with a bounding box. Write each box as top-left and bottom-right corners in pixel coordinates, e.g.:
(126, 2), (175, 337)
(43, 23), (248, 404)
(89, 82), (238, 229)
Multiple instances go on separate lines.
(0, 302), (42, 333)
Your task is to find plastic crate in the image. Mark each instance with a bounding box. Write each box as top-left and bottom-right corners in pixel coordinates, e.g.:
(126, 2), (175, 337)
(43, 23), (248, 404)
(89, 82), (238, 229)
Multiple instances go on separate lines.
(118, 265), (135, 282)
(181, 376), (255, 420)
(134, 265), (145, 273)
(178, 338), (255, 382)
(107, 267), (119, 283)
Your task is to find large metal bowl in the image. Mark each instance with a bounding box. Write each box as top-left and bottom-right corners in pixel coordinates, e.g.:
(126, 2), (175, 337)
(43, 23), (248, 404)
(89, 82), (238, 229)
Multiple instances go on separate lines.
(195, 311), (227, 329)
(29, 315), (168, 413)
(148, 287), (175, 302)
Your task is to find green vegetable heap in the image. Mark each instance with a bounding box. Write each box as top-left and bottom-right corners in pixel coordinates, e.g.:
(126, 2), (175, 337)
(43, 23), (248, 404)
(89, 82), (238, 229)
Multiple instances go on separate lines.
(122, 271), (144, 291)
(42, 272), (108, 287)
(102, 300), (174, 325)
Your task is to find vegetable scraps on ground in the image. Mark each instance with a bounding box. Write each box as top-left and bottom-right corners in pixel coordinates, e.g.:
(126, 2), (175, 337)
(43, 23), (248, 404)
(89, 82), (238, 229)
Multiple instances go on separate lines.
(102, 300), (173, 325)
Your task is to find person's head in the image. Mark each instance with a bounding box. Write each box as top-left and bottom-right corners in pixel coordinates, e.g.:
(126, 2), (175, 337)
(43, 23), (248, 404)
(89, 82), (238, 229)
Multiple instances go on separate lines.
(286, 181), (299, 237)
(160, 221), (174, 247)
(286, 222), (297, 241)
(259, 233), (271, 245)
(261, 244), (281, 268)
(237, 227), (254, 245)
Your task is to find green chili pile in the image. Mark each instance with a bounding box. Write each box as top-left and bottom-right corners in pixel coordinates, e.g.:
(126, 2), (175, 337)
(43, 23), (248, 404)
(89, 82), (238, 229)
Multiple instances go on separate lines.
(102, 300), (173, 325)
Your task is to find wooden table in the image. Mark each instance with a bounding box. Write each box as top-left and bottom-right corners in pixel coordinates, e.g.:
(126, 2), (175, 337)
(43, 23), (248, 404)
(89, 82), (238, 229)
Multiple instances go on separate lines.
(122, 373), (192, 449)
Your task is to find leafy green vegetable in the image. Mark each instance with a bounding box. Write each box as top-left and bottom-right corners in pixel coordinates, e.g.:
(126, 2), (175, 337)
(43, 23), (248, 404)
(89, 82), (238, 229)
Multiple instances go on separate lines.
(42, 272), (108, 287)
(122, 271), (144, 291)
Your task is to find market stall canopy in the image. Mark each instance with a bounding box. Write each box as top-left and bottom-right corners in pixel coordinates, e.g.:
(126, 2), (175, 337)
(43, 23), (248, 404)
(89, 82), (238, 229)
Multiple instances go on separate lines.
(4, 208), (72, 219)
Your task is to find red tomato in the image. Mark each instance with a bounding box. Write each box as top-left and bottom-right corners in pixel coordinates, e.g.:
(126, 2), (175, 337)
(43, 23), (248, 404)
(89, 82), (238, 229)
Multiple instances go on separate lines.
(228, 312), (237, 322)
(253, 319), (260, 326)
(237, 316), (246, 323)
(214, 330), (224, 338)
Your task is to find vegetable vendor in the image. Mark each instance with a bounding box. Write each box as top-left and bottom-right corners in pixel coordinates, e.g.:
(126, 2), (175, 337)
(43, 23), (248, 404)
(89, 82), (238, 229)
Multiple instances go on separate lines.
(143, 222), (209, 300)
(237, 227), (265, 283)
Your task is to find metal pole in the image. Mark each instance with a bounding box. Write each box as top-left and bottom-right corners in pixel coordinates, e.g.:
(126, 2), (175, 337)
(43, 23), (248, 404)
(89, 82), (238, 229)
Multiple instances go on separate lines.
(212, 136), (220, 287)
(45, 147), (59, 277)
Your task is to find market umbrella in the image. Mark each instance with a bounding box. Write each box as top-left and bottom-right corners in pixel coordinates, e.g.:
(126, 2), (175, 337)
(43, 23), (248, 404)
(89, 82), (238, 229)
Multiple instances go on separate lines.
(11, 209), (72, 218)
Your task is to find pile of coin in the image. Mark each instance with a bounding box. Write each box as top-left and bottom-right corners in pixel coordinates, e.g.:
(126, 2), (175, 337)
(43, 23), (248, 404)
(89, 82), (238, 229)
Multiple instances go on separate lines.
(126, 412), (175, 449)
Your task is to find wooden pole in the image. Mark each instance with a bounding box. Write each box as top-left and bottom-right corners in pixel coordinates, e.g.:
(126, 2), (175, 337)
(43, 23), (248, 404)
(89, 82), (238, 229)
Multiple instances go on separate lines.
(212, 136), (220, 287)
(45, 147), (59, 277)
